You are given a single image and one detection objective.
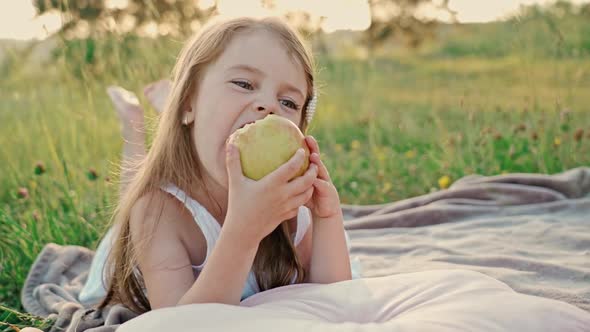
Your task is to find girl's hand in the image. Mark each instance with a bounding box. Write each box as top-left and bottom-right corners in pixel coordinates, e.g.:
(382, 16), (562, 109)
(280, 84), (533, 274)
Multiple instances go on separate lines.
(303, 136), (342, 219)
(223, 143), (318, 248)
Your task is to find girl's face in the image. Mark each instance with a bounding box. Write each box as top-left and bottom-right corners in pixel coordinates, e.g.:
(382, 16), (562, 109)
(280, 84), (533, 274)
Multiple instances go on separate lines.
(188, 29), (308, 190)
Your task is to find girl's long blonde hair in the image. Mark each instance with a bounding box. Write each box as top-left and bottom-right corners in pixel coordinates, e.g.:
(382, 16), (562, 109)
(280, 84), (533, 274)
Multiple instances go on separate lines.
(98, 16), (316, 314)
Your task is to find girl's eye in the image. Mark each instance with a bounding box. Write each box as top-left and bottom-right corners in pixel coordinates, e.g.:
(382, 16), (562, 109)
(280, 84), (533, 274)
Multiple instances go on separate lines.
(232, 80), (253, 90)
(281, 99), (299, 110)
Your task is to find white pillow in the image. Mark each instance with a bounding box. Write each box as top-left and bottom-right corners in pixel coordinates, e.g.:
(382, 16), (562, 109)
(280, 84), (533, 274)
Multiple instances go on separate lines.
(119, 269), (590, 332)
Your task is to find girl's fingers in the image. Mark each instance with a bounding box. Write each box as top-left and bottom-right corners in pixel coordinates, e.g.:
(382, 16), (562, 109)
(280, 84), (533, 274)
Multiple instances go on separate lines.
(313, 177), (331, 193)
(289, 186), (315, 211)
(305, 136), (321, 155)
(268, 148), (307, 183)
(304, 136), (330, 181)
(310, 153), (331, 181)
(287, 163), (317, 194)
(225, 143), (245, 185)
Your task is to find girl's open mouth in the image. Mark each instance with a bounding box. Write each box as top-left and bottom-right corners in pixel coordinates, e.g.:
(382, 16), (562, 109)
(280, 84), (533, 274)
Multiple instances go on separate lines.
(238, 121), (255, 130)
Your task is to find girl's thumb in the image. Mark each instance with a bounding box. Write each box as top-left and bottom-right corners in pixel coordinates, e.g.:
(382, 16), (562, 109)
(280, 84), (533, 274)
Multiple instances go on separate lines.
(225, 143), (242, 181)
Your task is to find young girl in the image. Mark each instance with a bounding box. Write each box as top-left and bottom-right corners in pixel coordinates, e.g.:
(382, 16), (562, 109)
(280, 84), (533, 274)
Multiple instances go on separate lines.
(95, 16), (353, 314)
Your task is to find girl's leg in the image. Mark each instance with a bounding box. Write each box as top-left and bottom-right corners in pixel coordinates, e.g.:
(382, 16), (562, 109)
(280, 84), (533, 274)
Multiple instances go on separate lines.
(143, 79), (171, 114)
(107, 86), (147, 196)
(107, 80), (171, 196)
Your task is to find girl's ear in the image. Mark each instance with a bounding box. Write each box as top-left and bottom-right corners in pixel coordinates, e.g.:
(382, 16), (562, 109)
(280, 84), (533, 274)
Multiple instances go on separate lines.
(183, 106), (194, 125)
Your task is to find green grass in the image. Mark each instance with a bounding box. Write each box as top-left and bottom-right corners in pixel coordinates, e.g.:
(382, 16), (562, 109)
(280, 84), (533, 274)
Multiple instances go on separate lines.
(2, 11), (590, 330)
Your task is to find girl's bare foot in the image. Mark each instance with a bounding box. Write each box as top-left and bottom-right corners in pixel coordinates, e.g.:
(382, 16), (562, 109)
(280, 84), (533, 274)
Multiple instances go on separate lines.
(143, 79), (171, 114)
(106, 86), (145, 143)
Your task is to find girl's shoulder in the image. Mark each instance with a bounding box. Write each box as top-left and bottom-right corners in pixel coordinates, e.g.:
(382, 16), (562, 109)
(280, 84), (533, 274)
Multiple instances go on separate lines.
(128, 190), (206, 308)
(131, 189), (192, 231)
(129, 189), (207, 266)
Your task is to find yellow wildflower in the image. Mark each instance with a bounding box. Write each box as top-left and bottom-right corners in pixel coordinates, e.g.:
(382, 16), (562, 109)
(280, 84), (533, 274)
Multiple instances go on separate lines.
(438, 175), (451, 189)
(404, 150), (416, 159)
(374, 146), (387, 161)
(350, 140), (361, 150)
(381, 182), (392, 193)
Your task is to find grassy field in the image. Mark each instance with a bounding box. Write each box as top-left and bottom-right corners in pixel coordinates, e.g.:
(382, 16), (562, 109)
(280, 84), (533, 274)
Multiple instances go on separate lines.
(1, 7), (590, 331)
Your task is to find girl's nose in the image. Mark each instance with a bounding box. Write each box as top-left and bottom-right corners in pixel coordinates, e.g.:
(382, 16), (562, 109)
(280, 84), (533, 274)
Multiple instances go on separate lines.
(255, 99), (278, 115)
(254, 90), (280, 115)
(256, 105), (274, 115)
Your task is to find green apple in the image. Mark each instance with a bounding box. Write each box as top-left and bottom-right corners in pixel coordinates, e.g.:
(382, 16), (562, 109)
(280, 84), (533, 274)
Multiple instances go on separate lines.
(229, 114), (310, 180)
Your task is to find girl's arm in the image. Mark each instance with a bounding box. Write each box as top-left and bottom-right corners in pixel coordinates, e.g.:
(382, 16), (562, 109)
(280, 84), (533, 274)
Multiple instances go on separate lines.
(300, 136), (352, 284)
(176, 222), (259, 306)
(307, 211), (352, 283)
(132, 192), (258, 309)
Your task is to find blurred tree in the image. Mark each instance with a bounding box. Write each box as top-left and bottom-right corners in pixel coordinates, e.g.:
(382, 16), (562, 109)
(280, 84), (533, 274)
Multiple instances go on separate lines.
(32, 0), (217, 38)
(260, 0), (328, 55)
(363, 0), (456, 54)
(282, 11), (329, 55)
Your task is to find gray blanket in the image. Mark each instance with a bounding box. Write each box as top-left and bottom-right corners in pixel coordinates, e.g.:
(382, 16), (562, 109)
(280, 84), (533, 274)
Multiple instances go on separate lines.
(21, 167), (590, 331)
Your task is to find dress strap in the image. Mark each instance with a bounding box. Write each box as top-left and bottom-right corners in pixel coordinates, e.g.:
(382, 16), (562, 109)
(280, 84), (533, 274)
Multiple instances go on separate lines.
(160, 183), (221, 266)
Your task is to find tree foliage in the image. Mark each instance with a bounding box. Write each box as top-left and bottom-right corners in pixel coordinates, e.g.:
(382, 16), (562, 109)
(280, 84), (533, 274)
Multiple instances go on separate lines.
(33, 0), (216, 37)
(363, 0), (456, 51)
